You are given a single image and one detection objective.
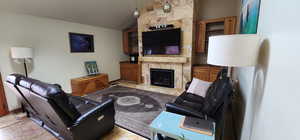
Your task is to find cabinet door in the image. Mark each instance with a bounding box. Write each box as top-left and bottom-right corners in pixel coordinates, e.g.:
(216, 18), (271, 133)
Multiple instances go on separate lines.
(196, 21), (206, 53)
(193, 66), (210, 81)
(224, 17), (237, 35)
(209, 67), (222, 82)
(122, 31), (130, 54)
(120, 63), (140, 82)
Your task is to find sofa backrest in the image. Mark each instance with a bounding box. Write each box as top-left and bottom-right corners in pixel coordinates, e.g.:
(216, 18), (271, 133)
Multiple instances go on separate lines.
(18, 77), (80, 126)
(5, 74), (39, 115)
(6, 74), (81, 127)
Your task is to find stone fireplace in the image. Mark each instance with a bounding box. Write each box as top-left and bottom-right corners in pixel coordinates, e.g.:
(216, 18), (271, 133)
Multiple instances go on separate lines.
(138, 0), (195, 90)
(150, 68), (175, 88)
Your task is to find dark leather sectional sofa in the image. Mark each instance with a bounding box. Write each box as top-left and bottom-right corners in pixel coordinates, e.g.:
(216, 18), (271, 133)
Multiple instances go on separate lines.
(6, 74), (115, 140)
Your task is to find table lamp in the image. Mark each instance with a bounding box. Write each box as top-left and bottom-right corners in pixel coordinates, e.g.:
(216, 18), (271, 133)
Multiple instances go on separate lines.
(11, 47), (33, 77)
(207, 34), (262, 78)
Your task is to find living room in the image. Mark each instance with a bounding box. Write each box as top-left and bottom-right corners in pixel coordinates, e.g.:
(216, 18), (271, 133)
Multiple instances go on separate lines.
(0, 0), (299, 140)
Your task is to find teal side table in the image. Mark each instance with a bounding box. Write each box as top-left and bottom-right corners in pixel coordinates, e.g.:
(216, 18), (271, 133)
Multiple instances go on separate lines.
(149, 111), (215, 140)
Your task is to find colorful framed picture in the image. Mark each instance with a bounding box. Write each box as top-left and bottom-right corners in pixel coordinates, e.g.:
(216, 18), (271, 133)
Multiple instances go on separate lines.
(240, 0), (261, 34)
(84, 61), (99, 76)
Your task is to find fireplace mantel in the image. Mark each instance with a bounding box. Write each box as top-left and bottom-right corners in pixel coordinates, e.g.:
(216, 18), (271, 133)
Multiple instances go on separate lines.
(139, 56), (188, 64)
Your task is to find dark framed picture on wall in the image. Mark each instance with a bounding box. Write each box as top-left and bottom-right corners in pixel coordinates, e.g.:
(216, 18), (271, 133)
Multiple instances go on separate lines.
(69, 32), (94, 53)
(240, 0), (261, 34)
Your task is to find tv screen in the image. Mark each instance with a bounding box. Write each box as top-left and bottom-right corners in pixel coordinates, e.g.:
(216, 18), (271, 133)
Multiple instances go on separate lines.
(69, 33), (94, 53)
(142, 28), (181, 55)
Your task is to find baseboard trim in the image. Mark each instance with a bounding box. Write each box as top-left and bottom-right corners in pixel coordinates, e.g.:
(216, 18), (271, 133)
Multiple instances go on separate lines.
(109, 79), (121, 84)
(10, 108), (23, 114)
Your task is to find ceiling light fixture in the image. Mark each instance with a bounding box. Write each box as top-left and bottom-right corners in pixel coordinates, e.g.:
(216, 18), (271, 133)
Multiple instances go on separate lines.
(133, 8), (140, 18)
(133, 0), (140, 18)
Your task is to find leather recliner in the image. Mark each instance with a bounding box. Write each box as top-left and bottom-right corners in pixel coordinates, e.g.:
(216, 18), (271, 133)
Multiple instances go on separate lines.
(6, 74), (115, 140)
(165, 69), (233, 140)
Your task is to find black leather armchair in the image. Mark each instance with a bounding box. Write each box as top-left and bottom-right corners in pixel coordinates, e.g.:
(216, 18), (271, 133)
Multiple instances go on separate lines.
(165, 69), (233, 140)
(6, 74), (115, 140)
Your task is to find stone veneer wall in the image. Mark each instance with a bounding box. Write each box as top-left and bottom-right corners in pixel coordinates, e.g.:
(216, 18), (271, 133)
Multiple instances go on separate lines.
(138, 0), (195, 90)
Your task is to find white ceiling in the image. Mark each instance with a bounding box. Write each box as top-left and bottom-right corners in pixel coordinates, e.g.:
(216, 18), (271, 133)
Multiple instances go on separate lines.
(0, 0), (153, 30)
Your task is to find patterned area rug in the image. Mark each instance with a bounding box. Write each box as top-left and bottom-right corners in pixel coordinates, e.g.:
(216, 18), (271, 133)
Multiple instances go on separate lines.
(85, 85), (176, 138)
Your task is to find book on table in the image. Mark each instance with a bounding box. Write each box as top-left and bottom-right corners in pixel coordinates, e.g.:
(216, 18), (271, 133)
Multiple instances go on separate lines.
(180, 116), (214, 136)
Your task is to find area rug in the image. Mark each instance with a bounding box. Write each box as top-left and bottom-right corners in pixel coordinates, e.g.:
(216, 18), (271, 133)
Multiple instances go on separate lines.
(84, 85), (176, 138)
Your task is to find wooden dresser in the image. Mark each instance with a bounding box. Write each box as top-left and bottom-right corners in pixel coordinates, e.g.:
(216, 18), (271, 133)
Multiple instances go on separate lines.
(120, 61), (141, 83)
(193, 65), (222, 82)
(71, 74), (109, 96)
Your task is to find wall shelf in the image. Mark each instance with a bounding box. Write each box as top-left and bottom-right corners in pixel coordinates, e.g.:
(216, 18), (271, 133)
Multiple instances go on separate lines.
(139, 56), (188, 64)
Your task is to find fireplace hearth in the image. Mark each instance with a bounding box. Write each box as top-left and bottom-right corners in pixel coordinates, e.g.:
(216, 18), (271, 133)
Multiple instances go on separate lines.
(150, 68), (174, 88)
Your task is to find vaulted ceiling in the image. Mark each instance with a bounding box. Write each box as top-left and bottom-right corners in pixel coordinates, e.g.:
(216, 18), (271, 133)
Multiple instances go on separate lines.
(0, 0), (153, 30)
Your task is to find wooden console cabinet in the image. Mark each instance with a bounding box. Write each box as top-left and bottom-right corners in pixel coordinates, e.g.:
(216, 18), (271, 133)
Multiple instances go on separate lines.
(71, 74), (109, 96)
(120, 61), (141, 83)
(193, 65), (222, 82)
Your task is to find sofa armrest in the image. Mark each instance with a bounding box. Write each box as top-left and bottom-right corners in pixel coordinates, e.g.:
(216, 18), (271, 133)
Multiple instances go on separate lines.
(185, 81), (192, 90)
(70, 98), (115, 140)
(165, 103), (206, 119)
(74, 98), (114, 125)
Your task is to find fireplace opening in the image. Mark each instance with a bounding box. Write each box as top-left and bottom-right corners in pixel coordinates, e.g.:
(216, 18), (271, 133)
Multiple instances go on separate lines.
(150, 68), (174, 88)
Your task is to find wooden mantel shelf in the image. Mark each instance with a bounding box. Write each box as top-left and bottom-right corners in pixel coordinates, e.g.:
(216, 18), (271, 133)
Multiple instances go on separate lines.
(139, 56), (188, 64)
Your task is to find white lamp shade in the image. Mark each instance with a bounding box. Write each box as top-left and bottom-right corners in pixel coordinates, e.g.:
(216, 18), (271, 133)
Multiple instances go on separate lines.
(11, 47), (33, 59)
(207, 34), (261, 67)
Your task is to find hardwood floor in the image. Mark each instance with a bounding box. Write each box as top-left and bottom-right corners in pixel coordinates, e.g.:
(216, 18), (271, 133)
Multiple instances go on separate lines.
(0, 113), (146, 140)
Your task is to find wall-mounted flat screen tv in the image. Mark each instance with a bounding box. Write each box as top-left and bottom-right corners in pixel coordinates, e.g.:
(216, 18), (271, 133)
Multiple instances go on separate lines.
(142, 28), (181, 55)
(69, 33), (94, 53)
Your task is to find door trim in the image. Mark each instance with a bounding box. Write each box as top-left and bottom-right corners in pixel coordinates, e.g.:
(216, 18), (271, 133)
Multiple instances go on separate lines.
(0, 74), (9, 116)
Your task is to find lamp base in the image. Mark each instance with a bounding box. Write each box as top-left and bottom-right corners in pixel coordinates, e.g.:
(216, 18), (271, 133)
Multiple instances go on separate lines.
(23, 58), (28, 77)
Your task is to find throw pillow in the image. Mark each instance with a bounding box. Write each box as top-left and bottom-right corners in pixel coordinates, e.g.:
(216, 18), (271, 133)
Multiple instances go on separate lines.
(187, 78), (212, 97)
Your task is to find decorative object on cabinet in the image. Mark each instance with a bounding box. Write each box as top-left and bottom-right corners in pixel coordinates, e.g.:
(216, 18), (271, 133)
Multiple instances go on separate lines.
(123, 27), (138, 54)
(0, 73), (8, 116)
(69, 32), (94, 53)
(193, 65), (222, 82)
(240, 0), (261, 34)
(84, 61), (99, 76)
(71, 74), (109, 96)
(130, 54), (139, 63)
(196, 16), (237, 53)
(120, 61), (141, 83)
(10, 47), (33, 77)
(207, 34), (262, 77)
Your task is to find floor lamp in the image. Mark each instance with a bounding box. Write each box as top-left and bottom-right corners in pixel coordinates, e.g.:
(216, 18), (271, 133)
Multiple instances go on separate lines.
(11, 47), (33, 77)
(207, 34), (262, 79)
(207, 34), (262, 140)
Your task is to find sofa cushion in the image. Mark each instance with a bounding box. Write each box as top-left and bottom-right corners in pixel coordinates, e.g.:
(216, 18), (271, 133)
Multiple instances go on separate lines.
(187, 78), (212, 97)
(30, 81), (81, 122)
(19, 77), (39, 89)
(175, 92), (205, 112)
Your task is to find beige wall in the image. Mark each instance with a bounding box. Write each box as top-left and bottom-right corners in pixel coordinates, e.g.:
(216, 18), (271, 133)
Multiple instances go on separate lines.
(236, 0), (300, 140)
(0, 13), (128, 111)
(197, 0), (240, 20)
